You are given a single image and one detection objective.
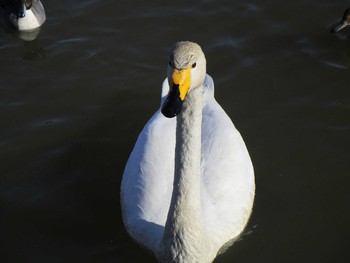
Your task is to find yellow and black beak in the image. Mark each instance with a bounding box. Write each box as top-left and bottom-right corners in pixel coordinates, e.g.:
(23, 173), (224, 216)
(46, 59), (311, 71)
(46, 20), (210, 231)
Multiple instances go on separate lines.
(161, 68), (191, 118)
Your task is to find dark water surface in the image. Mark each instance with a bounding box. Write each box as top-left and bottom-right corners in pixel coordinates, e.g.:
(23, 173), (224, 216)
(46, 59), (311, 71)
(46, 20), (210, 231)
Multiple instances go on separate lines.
(1, 0), (349, 262)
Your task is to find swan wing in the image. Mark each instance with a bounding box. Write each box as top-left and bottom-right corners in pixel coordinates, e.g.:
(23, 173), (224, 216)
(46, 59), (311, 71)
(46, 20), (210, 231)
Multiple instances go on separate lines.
(200, 75), (255, 248)
(121, 80), (175, 252)
(31, 0), (46, 26)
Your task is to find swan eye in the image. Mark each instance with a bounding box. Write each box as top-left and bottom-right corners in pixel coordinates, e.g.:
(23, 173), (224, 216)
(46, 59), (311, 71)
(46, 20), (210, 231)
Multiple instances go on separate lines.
(192, 63), (196, 68)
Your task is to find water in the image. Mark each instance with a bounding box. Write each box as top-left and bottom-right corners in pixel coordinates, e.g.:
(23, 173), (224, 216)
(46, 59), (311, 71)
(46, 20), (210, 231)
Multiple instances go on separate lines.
(1, 0), (349, 262)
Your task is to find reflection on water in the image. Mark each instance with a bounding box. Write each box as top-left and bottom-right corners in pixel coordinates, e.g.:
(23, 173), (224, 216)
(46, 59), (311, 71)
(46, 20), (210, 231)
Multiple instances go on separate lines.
(22, 40), (46, 60)
(1, 25), (42, 41)
(14, 28), (41, 41)
(0, 0), (350, 263)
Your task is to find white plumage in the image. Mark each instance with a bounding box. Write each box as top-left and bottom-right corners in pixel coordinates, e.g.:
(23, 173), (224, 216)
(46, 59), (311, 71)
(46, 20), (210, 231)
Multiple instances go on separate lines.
(121, 41), (255, 263)
(0, 0), (46, 31)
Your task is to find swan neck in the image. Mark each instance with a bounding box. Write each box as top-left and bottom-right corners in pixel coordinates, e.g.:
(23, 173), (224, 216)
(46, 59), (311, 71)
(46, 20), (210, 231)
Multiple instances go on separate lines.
(174, 85), (203, 211)
(158, 85), (207, 262)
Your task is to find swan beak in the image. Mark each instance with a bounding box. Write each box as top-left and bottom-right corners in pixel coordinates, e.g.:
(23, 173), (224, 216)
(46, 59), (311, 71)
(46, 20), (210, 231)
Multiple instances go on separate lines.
(161, 68), (191, 118)
(18, 4), (27, 18)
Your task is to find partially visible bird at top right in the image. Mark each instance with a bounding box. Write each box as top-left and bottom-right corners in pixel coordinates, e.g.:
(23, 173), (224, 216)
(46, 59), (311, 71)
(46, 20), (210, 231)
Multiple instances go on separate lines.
(331, 8), (350, 33)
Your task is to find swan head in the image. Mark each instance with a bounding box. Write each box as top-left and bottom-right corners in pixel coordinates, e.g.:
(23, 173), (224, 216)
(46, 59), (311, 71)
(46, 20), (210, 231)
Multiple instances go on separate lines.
(331, 8), (350, 33)
(18, 0), (33, 18)
(161, 41), (206, 118)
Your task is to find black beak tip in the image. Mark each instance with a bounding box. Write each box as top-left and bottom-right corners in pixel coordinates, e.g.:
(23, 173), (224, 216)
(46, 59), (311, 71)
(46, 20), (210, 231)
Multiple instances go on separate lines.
(18, 3), (27, 18)
(161, 104), (180, 118)
(161, 108), (177, 118)
(161, 97), (183, 118)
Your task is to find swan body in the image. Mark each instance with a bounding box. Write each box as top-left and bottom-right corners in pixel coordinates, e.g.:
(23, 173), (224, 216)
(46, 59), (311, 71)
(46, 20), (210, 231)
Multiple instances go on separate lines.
(0, 0), (45, 30)
(121, 42), (255, 263)
(331, 8), (350, 33)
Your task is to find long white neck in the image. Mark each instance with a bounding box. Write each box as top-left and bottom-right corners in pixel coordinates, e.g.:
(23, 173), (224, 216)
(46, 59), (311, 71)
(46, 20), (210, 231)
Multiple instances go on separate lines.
(158, 85), (209, 262)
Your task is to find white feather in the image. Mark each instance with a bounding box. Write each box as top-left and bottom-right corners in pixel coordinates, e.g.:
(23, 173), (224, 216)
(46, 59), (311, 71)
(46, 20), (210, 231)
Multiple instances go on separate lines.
(16, 9), (40, 30)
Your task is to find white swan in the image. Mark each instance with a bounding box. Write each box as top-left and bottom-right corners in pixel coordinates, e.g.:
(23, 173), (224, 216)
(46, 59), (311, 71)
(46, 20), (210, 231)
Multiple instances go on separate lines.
(121, 41), (255, 263)
(331, 7), (350, 33)
(0, 0), (46, 31)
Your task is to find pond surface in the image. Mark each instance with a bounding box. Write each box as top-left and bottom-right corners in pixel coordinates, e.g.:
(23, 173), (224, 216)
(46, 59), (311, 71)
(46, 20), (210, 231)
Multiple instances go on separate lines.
(0, 0), (349, 262)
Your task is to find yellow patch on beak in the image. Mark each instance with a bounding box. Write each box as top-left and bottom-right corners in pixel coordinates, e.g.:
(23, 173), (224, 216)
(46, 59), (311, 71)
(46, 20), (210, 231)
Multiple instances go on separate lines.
(171, 68), (191, 101)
